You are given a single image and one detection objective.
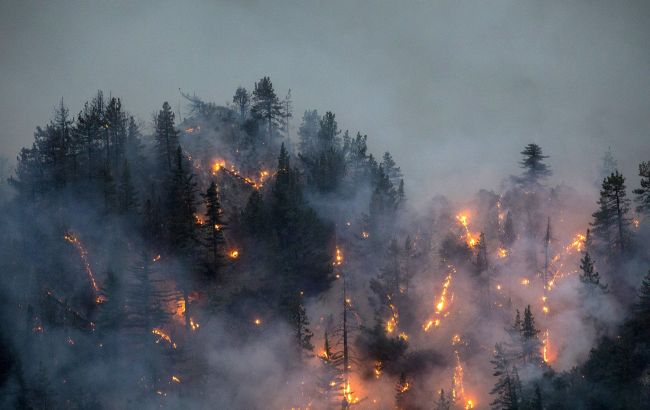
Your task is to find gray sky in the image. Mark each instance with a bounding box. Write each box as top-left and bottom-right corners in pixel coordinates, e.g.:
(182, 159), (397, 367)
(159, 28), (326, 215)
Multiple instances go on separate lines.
(1, 0), (649, 200)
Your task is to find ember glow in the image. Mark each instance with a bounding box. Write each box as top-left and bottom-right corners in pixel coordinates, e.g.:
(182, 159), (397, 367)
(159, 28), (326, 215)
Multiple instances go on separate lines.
(63, 232), (100, 294)
(423, 266), (455, 332)
(455, 213), (479, 248)
(152, 328), (177, 349)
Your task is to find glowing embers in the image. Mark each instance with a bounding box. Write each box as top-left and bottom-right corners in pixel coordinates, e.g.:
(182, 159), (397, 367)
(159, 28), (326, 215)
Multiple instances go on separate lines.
(64, 231), (100, 298)
(210, 157), (269, 189)
(564, 233), (586, 253)
(385, 294), (399, 335)
(423, 265), (455, 332)
(542, 329), (556, 364)
(152, 328), (177, 349)
(334, 247), (343, 266)
(455, 213), (479, 248)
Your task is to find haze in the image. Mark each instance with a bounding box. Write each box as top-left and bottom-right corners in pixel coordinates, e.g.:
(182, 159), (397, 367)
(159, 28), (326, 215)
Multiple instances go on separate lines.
(1, 0), (649, 199)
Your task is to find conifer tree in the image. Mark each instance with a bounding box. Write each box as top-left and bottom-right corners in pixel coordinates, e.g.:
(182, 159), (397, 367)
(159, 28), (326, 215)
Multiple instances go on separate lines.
(633, 161), (650, 214)
(298, 109), (320, 155)
(232, 86), (250, 123)
(282, 294), (314, 363)
(501, 211), (516, 248)
(154, 102), (179, 172)
(578, 249), (607, 294)
(518, 143), (551, 186)
(251, 76), (283, 141)
(395, 372), (410, 410)
(318, 332), (343, 406)
(166, 147), (198, 255)
(126, 116), (143, 165)
(636, 270), (650, 323)
(434, 389), (452, 410)
(490, 343), (521, 410)
(241, 190), (267, 238)
(202, 181), (226, 277)
(101, 166), (117, 213)
(591, 171), (632, 257)
(282, 88), (293, 138)
(117, 160), (138, 213)
(381, 152), (402, 186)
(521, 305), (542, 364)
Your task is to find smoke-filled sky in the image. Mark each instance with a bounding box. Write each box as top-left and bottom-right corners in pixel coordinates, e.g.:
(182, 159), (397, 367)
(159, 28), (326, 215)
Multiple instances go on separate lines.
(1, 0), (649, 199)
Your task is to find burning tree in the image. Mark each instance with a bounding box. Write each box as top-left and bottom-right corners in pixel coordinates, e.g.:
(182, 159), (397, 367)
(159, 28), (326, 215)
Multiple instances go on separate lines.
(395, 372), (411, 409)
(201, 181), (227, 279)
(318, 332), (344, 407)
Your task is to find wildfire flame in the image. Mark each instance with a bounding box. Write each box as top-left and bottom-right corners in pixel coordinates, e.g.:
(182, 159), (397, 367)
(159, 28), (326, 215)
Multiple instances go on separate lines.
(152, 328), (177, 349)
(229, 249), (240, 259)
(456, 213), (479, 248)
(423, 266), (455, 332)
(64, 232), (100, 296)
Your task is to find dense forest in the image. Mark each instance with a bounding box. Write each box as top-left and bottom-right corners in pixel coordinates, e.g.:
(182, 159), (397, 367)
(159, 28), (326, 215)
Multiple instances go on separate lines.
(0, 76), (649, 410)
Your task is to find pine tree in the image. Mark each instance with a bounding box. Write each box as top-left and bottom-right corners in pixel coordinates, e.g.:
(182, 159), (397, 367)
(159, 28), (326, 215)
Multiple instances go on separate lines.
(126, 116), (143, 165)
(317, 111), (340, 152)
(105, 97), (127, 170)
(521, 305), (542, 364)
(490, 343), (520, 410)
(117, 160), (138, 214)
(397, 179), (405, 206)
(633, 161), (650, 215)
(298, 109), (320, 155)
(251, 76), (283, 141)
(241, 190), (267, 238)
(476, 232), (489, 275)
(283, 294), (314, 363)
(154, 102), (179, 172)
(599, 147), (618, 184)
(636, 270), (650, 323)
(591, 171), (632, 257)
(578, 250), (607, 293)
(395, 372), (410, 410)
(282, 88), (293, 138)
(101, 166), (117, 213)
(528, 384), (543, 410)
(518, 143), (551, 186)
(96, 270), (124, 333)
(434, 389), (452, 410)
(202, 181), (226, 278)
(232, 86), (250, 123)
(501, 211), (516, 248)
(318, 332), (343, 406)
(381, 152), (402, 186)
(166, 147), (198, 256)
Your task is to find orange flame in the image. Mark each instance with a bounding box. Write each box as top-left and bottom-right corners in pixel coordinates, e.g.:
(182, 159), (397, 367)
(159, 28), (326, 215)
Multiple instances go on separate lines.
(64, 232), (100, 295)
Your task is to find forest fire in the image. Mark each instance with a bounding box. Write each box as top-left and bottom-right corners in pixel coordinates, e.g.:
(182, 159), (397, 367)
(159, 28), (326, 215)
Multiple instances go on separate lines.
(565, 233), (586, 253)
(423, 266), (455, 332)
(152, 328), (177, 349)
(63, 232), (100, 295)
(455, 213), (479, 248)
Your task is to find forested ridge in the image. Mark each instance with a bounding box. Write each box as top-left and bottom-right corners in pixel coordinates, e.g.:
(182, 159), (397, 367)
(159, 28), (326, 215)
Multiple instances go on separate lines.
(1, 76), (649, 409)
